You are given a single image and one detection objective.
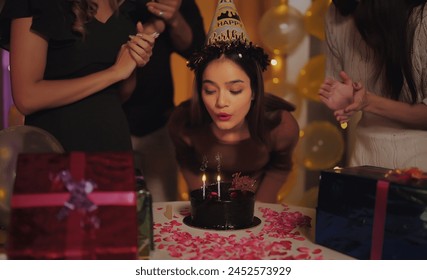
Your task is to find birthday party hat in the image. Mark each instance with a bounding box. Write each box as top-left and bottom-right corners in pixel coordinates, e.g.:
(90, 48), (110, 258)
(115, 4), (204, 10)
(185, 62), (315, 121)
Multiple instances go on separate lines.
(206, 0), (250, 45)
(187, 0), (269, 72)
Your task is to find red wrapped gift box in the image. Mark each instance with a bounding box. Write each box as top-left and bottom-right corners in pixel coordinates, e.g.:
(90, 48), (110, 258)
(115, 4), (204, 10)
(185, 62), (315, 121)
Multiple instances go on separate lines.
(6, 152), (138, 259)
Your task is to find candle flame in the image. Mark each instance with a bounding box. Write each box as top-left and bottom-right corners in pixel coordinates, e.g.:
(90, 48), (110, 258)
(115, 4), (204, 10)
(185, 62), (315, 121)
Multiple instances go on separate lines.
(202, 174), (206, 182)
(217, 175), (221, 181)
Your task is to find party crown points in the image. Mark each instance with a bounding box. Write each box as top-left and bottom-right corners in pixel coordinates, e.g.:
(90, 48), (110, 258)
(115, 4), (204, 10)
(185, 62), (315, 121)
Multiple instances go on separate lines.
(206, 0), (250, 45)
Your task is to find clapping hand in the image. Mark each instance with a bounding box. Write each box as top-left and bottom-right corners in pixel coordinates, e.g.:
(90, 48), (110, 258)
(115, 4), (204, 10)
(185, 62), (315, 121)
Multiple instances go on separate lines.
(113, 21), (157, 80)
(335, 81), (367, 123)
(319, 71), (354, 111)
(319, 71), (365, 125)
(127, 21), (157, 68)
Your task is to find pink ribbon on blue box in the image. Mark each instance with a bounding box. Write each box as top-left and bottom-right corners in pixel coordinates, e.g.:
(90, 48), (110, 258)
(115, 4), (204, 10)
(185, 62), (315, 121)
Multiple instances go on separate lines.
(370, 167), (427, 259)
(370, 180), (390, 260)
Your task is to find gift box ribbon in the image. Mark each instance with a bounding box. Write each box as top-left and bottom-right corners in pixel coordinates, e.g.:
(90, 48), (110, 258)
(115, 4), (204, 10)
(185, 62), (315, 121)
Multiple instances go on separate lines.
(371, 168), (427, 259)
(11, 192), (136, 208)
(370, 180), (390, 260)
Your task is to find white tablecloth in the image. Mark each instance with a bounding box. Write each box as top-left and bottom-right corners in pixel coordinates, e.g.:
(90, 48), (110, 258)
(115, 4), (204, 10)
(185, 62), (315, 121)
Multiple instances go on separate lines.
(149, 201), (353, 260)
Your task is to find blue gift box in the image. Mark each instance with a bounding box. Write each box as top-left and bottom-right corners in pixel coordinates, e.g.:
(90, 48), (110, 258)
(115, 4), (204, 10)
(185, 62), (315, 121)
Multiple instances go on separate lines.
(315, 166), (427, 260)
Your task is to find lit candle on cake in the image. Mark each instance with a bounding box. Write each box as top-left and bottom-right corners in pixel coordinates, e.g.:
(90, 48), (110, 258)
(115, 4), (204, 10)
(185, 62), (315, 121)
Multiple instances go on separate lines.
(202, 173), (206, 199)
(200, 155), (208, 200)
(215, 153), (222, 200)
(217, 174), (221, 199)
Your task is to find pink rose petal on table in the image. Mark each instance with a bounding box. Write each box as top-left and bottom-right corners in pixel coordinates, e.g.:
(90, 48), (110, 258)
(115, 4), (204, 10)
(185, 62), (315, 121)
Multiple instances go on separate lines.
(312, 248), (322, 254)
(297, 247), (310, 253)
(294, 236), (306, 241)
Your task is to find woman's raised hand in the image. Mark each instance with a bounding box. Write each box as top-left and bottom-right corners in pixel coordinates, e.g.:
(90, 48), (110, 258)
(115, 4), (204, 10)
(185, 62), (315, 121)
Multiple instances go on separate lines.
(112, 22), (158, 80)
(127, 21), (158, 68)
(319, 71), (354, 111)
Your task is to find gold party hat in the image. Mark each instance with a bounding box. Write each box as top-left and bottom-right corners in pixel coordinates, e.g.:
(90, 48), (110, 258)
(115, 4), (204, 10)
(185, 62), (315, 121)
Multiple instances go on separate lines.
(206, 0), (250, 45)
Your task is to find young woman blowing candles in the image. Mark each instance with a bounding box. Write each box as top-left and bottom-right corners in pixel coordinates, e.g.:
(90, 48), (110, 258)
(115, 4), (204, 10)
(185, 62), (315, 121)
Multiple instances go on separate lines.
(167, 0), (299, 203)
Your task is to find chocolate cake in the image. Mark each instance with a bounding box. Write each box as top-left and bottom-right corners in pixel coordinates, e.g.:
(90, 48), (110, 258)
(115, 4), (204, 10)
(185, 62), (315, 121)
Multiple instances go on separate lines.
(187, 182), (258, 230)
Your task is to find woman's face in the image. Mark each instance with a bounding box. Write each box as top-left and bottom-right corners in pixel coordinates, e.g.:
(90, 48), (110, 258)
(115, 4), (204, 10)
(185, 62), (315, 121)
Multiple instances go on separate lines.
(201, 57), (252, 133)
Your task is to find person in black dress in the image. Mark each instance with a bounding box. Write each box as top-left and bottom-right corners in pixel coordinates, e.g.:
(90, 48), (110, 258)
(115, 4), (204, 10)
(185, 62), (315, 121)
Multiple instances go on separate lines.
(122, 0), (205, 201)
(0, 0), (157, 152)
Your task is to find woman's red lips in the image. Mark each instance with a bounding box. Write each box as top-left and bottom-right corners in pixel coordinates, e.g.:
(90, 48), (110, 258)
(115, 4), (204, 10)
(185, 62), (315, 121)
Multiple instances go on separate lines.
(217, 113), (231, 121)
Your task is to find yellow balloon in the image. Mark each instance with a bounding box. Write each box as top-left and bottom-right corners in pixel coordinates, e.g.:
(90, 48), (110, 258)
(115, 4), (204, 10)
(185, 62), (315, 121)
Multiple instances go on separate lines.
(264, 79), (303, 118)
(276, 166), (298, 202)
(8, 105), (24, 127)
(296, 54), (326, 102)
(304, 0), (331, 41)
(296, 121), (344, 170)
(258, 3), (306, 55)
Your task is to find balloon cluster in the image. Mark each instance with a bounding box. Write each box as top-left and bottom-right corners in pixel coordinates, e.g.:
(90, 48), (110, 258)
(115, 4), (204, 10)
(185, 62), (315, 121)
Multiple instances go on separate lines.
(258, 0), (330, 54)
(260, 0), (330, 103)
(259, 1), (342, 171)
(259, 1), (342, 203)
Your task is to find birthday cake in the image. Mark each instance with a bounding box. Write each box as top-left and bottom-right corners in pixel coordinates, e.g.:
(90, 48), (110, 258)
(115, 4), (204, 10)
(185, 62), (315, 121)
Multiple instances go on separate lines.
(186, 173), (259, 230)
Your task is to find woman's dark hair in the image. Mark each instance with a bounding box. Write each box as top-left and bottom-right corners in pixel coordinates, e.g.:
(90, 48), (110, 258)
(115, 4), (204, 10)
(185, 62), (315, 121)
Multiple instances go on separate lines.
(69, 0), (123, 37)
(333, 0), (427, 103)
(188, 41), (270, 144)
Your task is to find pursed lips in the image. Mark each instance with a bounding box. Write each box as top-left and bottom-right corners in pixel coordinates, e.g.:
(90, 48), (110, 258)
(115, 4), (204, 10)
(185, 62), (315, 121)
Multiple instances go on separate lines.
(217, 113), (232, 121)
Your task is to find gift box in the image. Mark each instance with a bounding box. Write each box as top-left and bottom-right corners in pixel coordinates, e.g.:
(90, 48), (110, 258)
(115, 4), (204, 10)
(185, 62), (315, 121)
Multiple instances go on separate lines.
(316, 166), (427, 260)
(6, 152), (138, 259)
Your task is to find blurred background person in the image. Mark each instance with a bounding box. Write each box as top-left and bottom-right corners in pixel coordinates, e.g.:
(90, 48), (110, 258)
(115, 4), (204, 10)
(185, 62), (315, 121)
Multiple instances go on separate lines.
(123, 0), (205, 201)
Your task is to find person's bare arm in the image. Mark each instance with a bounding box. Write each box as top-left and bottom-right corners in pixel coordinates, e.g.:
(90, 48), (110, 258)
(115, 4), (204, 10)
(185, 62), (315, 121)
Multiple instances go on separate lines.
(338, 85), (427, 130)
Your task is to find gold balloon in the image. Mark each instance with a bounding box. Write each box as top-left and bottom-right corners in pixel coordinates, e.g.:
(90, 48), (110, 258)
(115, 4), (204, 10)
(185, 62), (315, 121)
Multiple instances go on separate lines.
(276, 166), (298, 202)
(296, 54), (326, 102)
(304, 0), (331, 41)
(296, 121), (344, 171)
(258, 3), (306, 55)
(8, 104), (24, 127)
(265, 78), (303, 118)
